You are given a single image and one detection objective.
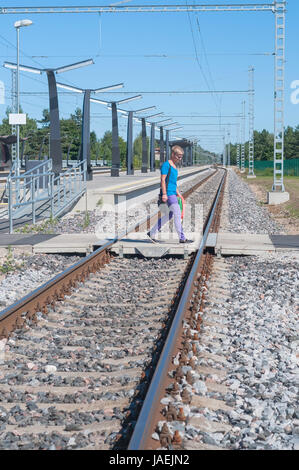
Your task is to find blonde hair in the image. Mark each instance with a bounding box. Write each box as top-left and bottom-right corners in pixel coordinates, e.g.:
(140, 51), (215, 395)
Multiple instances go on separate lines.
(172, 145), (184, 155)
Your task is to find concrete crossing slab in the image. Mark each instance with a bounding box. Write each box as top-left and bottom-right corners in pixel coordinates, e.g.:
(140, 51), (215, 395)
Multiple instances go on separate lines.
(214, 232), (274, 255)
(0, 234), (57, 246)
(212, 232), (299, 255)
(270, 235), (299, 250)
(32, 234), (106, 254)
(0, 231), (298, 257)
(111, 232), (200, 257)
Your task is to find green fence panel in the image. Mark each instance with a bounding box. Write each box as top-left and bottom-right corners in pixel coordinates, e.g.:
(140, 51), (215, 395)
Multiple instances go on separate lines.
(245, 159), (299, 176)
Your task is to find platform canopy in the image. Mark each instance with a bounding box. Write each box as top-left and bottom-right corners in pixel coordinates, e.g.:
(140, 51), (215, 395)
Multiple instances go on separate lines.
(169, 139), (191, 148)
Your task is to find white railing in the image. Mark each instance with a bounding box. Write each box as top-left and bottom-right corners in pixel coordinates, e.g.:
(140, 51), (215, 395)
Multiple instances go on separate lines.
(7, 159), (87, 233)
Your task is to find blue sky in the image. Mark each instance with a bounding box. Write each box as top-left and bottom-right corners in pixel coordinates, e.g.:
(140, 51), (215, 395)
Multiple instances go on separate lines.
(0, 0), (298, 153)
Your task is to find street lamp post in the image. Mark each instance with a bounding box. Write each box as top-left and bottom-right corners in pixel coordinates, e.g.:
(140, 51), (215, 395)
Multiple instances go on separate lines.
(14, 19), (32, 179)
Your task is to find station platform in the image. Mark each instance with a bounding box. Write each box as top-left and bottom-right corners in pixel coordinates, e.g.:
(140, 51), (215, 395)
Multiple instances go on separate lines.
(0, 232), (298, 257)
(70, 166), (210, 212)
(0, 165), (210, 234)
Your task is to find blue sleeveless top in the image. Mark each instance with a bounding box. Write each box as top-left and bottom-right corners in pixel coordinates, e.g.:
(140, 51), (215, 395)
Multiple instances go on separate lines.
(161, 161), (178, 196)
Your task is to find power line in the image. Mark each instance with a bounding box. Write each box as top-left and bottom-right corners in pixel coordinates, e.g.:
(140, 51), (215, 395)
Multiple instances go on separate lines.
(185, 0), (220, 113)
(19, 90), (248, 95)
(0, 52), (273, 59)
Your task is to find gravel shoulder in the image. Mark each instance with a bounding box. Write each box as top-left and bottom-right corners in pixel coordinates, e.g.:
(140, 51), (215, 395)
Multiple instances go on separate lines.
(0, 254), (82, 309)
(236, 171), (299, 235)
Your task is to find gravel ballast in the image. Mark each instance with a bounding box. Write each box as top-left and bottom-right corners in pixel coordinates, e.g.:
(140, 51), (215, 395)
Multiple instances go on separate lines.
(226, 170), (284, 234)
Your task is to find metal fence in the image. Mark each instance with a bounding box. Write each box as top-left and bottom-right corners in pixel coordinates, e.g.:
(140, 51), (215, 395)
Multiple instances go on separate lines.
(7, 159), (86, 233)
(245, 158), (299, 176)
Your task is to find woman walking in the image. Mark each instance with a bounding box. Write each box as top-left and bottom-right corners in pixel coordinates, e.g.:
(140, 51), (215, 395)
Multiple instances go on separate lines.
(147, 145), (193, 244)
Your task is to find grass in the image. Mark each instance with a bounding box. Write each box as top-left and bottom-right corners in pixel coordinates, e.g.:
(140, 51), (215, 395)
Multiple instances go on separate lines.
(96, 197), (103, 208)
(14, 216), (58, 234)
(0, 246), (24, 274)
(238, 170), (299, 219)
(82, 211), (90, 229)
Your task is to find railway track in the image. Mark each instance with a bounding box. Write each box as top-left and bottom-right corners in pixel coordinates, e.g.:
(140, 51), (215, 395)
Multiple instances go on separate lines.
(0, 167), (226, 450)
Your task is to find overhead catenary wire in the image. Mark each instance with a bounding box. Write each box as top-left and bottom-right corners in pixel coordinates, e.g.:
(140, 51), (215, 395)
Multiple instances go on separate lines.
(18, 90), (248, 95)
(184, 0), (220, 114)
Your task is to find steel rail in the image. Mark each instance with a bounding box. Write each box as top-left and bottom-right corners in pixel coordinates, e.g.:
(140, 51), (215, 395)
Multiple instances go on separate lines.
(0, 167), (215, 339)
(128, 169), (226, 450)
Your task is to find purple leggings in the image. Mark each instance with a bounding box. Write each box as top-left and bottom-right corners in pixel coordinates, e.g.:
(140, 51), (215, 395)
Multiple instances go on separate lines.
(149, 194), (186, 241)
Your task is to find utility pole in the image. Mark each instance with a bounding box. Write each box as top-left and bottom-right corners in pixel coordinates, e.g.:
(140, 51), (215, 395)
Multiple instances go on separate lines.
(247, 66), (256, 178)
(240, 101), (245, 173)
(227, 126), (231, 167)
(268, 0), (289, 204)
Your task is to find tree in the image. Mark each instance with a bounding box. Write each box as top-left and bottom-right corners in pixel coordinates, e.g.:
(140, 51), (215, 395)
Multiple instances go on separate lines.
(99, 130), (126, 166)
(38, 108), (50, 128)
(284, 126), (299, 159)
(99, 130), (112, 163)
(133, 132), (149, 168)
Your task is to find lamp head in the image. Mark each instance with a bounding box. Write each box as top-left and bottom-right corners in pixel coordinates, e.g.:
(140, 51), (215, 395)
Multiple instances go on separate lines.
(14, 19), (33, 28)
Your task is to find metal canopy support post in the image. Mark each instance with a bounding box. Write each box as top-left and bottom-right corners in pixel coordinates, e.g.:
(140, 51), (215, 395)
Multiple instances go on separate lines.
(80, 89), (92, 181)
(150, 123), (155, 172)
(248, 66), (255, 176)
(182, 144), (187, 167)
(126, 111), (134, 175)
(272, 0), (286, 191)
(67, 138), (73, 167)
(46, 70), (63, 176)
(159, 127), (164, 166)
(165, 130), (170, 161)
(111, 102), (120, 177)
(240, 101), (245, 173)
(182, 145), (186, 166)
(185, 145), (189, 166)
(141, 117), (148, 173)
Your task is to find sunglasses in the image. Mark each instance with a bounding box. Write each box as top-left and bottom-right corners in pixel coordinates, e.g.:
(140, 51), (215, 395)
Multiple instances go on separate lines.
(174, 152), (183, 158)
